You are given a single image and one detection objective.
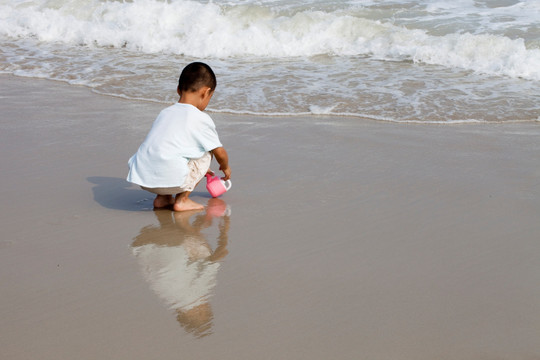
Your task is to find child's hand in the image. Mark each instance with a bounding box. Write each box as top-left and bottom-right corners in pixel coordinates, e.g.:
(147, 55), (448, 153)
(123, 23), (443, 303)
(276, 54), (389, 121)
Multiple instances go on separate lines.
(206, 169), (215, 176)
(220, 166), (231, 181)
(211, 147), (230, 180)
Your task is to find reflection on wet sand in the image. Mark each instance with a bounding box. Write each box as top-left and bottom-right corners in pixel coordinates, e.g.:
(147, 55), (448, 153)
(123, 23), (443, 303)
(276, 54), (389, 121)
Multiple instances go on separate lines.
(131, 198), (230, 338)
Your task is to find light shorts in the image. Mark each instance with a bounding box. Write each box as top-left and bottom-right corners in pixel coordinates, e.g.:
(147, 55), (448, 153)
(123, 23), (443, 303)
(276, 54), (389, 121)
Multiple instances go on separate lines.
(141, 152), (212, 195)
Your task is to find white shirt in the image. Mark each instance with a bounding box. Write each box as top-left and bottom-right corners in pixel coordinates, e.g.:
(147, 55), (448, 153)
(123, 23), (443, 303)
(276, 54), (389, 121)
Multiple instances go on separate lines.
(127, 103), (222, 188)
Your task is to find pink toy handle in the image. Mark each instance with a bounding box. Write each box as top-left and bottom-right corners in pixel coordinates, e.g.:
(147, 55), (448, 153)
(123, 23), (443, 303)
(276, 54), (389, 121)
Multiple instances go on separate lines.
(222, 179), (232, 191)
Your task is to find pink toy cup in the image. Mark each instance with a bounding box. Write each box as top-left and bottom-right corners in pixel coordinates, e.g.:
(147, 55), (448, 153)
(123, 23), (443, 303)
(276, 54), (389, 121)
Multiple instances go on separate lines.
(206, 174), (232, 198)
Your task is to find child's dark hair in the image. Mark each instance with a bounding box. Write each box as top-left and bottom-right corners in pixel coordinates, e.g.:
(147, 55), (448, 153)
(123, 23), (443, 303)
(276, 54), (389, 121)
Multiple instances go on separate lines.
(178, 62), (217, 94)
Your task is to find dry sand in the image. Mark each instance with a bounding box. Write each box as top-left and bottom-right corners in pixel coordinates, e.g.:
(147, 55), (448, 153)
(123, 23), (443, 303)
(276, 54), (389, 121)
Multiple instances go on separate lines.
(1, 74), (540, 359)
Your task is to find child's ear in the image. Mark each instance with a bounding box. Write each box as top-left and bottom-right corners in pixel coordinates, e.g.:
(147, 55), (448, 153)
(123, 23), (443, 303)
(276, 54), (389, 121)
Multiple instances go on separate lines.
(202, 87), (213, 99)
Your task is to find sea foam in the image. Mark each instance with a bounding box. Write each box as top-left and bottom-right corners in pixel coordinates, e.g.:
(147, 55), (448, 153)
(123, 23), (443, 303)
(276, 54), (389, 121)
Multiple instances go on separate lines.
(1, 0), (539, 80)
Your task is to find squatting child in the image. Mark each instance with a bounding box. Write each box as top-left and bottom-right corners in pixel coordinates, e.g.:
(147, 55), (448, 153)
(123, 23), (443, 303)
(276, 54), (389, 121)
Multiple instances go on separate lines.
(127, 62), (231, 211)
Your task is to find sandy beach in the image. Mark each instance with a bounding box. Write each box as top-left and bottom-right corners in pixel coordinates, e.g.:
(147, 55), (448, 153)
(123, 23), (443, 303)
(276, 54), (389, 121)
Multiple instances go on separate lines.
(1, 74), (540, 359)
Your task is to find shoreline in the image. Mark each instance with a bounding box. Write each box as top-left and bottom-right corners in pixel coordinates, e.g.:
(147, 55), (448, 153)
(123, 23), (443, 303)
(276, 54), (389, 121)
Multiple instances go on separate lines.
(5, 73), (539, 124)
(1, 74), (540, 360)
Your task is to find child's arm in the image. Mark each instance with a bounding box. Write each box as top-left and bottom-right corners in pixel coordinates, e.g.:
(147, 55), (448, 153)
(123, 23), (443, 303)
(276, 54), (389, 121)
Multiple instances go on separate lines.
(211, 147), (231, 180)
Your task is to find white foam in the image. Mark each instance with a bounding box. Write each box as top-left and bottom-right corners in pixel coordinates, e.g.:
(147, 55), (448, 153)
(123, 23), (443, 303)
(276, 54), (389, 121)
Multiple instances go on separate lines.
(309, 104), (338, 115)
(1, 0), (540, 80)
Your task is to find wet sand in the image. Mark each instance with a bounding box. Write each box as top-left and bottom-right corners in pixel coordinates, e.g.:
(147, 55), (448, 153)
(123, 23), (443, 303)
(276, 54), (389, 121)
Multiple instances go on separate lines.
(1, 74), (540, 359)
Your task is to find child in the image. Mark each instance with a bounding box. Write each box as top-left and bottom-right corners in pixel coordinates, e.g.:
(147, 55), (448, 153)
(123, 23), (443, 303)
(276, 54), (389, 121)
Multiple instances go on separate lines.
(127, 62), (231, 212)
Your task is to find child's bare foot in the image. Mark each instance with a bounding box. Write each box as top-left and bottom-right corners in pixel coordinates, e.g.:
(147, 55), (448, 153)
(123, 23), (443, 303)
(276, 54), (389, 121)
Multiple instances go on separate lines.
(153, 195), (174, 208)
(173, 192), (204, 212)
(173, 198), (204, 212)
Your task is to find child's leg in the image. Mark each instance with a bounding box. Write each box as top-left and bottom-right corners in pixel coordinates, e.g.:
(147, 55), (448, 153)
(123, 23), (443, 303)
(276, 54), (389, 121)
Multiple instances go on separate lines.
(153, 194), (174, 208)
(173, 191), (204, 212)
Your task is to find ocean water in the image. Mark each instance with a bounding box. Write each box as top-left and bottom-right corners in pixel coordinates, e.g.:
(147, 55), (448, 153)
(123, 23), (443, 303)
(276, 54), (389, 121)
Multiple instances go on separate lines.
(1, 0), (539, 123)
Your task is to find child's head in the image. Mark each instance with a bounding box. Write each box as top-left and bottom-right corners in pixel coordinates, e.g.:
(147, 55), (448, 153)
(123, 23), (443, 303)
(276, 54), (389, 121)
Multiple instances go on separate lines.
(177, 62), (216, 95)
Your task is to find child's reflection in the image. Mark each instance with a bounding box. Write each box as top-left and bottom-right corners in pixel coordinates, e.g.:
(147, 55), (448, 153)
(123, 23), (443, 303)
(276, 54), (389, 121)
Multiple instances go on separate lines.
(131, 198), (230, 338)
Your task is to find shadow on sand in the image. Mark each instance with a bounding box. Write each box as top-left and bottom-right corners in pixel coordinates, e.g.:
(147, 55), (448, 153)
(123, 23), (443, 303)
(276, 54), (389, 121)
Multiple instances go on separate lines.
(87, 176), (209, 211)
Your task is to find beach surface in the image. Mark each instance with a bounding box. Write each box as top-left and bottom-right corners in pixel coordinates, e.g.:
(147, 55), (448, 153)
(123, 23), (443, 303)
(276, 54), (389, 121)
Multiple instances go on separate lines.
(1, 74), (540, 359)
